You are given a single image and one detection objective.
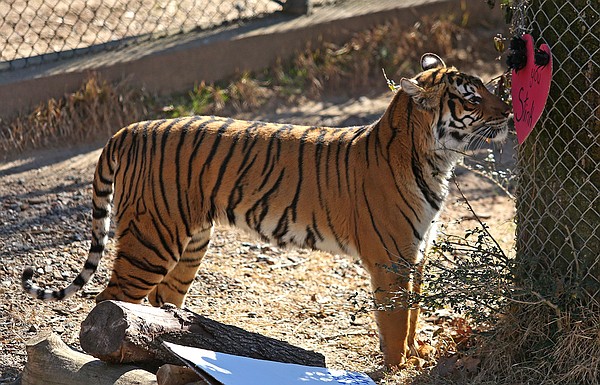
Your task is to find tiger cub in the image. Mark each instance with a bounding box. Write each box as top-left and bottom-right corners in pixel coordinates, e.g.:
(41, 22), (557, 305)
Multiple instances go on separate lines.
(23, 53), (510, 366)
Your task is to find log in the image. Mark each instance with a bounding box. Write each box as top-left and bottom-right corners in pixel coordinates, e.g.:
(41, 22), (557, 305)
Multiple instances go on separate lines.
(155, 364), (205, 385)
(80, 301), (326, 369)
(21, 331), (157, 385)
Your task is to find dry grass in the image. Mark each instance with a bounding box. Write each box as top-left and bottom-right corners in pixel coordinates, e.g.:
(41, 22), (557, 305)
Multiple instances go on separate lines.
(166, 14), (503, 117)
(0, 75), (150, 160)
(287, 15), (475, 96)
(471, 304), (600, 385)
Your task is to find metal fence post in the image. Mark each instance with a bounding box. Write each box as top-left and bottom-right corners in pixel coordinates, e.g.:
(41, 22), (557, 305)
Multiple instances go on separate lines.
(282, 0), (313, 15)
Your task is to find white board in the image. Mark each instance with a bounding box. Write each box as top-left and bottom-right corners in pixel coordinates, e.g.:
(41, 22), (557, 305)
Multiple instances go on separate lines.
(163, 342), (377, 385)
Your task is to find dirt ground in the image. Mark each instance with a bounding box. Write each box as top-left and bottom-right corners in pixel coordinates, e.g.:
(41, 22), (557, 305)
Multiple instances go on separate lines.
(0, 83), (516, 383)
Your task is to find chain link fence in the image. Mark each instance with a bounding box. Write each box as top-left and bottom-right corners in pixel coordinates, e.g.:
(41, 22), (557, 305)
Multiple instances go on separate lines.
(514, 0), (599, 312)
(0, 0), (331, 72)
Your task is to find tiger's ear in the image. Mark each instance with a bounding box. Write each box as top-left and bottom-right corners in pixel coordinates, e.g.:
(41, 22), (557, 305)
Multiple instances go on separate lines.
(400, 78), (424, 96)
(400, 78), (443, 110)
(421, 53), (446, 70)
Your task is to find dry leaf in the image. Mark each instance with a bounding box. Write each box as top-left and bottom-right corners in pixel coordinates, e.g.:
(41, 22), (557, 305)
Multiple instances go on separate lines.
(457, 356), (481, 373)
(432, 354), (459, 377)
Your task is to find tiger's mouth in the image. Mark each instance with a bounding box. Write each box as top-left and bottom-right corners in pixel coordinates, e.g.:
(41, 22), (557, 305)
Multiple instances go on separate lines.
(470, 121), (508, 145)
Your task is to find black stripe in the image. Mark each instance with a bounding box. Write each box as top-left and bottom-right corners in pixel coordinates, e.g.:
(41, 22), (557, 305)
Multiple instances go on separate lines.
(118, 251), (169, 277)
(273, 208), (289, 241)
(273, 126), (316, 240)
(105, 139), (115, 176)
(94, 188), (112, 198)
(115, 127), (139, 215)
(311, 212), (324, 241)
(113, 127), (129, 159)
(92, 206), (108, 219)
(387, 233), (405, 262)
(171, 276), (196, 286)
(396, 204), (423, 242)
(125, 120), (153, 218)
(305, 227), (316, 249)
(83, 260), (98, 271)
(89, 244), (104, 253)
(73, 274), (86, 287)
(245, 169), (285, 237)
(178, 258), (203, 268)
(290, 127), (315, 220)
(130, 220), (171, 262)
(198, 118), (235, 219)
(96, 159), (113, 186)
(364, 122), (377, 167)
(185, 239), (210, 254)
(225, 127), (262, 225)
(408, 99), (441, 211)
(344, 127), (365, 195)
(152, 119), (193, 248)
(209, 124), (251, 217)
(158, 120), (176, 221)
(175, 123), (193, 237)
(382, 152), (420, 220)
(241, 121), (261, 152)
(187, 117), (216, 200)
(361, 181), (402, 261)
(127, 273), (158, 289)
(314, 129), (327, 204)
(323, 204), (349, 254)
(259, 124), (290, 190)
(226, 153), (258, 224)
(158, 280), (188, 295)
(124, 122), (153, 202)
(152, 292), (164, 304)
(334, 131), (349, 192)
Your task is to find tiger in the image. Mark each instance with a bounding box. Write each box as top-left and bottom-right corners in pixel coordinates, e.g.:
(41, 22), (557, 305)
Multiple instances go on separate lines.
(22, 53), (510, 367)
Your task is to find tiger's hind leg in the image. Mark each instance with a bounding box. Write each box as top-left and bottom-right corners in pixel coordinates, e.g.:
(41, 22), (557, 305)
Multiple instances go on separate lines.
(148, 226), (213, 307)
(96, 212), (186, 304)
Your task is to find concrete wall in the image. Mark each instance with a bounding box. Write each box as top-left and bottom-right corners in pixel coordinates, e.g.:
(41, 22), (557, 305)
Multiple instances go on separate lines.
(0, 0), (504, 118)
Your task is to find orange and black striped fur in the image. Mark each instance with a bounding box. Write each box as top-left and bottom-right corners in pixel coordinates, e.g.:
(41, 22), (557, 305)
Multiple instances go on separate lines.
(23, 54), (510, 366)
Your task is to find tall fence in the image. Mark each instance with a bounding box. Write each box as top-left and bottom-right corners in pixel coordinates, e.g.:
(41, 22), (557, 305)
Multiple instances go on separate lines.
(514, 0), (599, 311)
(0, 0), (321, 72)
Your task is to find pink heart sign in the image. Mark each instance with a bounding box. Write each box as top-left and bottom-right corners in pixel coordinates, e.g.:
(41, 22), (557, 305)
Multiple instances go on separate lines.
(511, 34), (553, 144)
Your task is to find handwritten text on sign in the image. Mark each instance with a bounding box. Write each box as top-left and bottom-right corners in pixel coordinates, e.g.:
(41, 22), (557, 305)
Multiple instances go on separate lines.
(511, 34), (552, 144)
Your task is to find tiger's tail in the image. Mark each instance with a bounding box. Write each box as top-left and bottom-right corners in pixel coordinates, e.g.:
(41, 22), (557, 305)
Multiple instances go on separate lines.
(22, 141), (116, 301)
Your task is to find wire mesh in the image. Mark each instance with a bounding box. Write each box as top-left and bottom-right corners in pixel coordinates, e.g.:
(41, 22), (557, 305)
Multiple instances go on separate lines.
(0, 0), (289, 71)
(514, 0), (600, 311)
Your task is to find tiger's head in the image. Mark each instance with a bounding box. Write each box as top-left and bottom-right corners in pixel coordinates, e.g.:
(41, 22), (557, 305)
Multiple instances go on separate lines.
(400, 53), (510, 153)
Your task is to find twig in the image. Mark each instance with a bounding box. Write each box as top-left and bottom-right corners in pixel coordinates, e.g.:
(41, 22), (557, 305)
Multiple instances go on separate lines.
(450, 172), (508, 261)
(323, 330), (374, 340)
(269, 258), (306, 270)
(460, 164), (515, 200)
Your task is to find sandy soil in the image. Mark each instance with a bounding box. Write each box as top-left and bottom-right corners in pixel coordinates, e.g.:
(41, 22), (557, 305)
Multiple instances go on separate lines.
(0, 87), (516, 383)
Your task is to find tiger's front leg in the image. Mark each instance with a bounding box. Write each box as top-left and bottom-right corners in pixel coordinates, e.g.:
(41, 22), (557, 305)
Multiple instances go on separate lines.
(366, 260), (416, 367)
